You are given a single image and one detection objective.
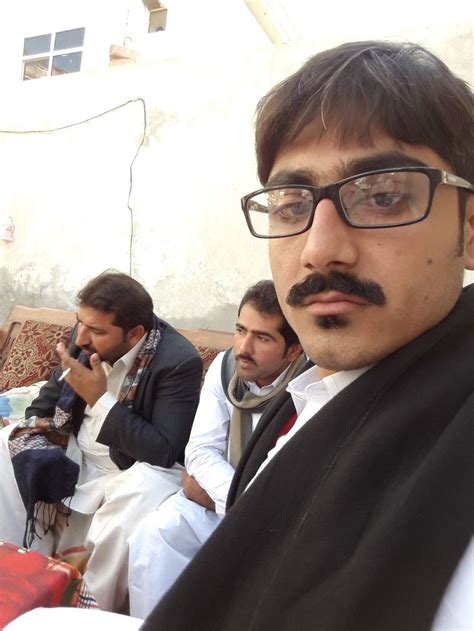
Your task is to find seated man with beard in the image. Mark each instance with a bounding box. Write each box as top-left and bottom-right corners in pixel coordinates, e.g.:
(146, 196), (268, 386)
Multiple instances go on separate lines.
(0, 271), (202, 613)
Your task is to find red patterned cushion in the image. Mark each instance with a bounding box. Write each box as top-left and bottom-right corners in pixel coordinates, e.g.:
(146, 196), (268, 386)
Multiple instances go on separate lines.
(196, 346), (220, 384)
(0, 320), (73, 391)
(0, 540), (83, 627)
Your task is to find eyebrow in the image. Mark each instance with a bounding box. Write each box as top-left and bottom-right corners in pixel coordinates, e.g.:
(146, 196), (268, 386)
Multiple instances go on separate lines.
(344, 151), (429, 178)
(76, 315), (106, 334)
(235, 322), (277, 342)
(266, 151), (430, 188)
(266, 168), (316, 188)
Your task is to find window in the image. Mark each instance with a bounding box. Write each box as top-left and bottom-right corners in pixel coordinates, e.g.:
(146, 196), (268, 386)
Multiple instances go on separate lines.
(22, 27), (85, 81)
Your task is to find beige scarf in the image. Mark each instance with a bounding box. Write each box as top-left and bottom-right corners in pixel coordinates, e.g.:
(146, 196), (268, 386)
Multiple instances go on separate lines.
(226, 353), (305, 468)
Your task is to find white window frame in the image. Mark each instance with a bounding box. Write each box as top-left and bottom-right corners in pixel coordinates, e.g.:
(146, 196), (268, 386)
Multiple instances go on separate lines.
(22, 28), (85, 81)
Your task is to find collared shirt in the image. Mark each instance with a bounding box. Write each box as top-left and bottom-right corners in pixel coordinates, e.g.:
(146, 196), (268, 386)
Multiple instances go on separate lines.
(251, 364), (369, 482)
(90, 333), (147, 430)
(66, 335), (147, 513)
(185, 351), (289, 515)
(74, 335), (147, 482)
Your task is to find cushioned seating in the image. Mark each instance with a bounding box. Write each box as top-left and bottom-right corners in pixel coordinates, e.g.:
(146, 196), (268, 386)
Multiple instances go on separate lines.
(0, 540), (84, 627)
(0, 306), (234, 623)
(0, 307), (77, 392)
(0, 321), (73, 391)
(0, 305), (233, 394)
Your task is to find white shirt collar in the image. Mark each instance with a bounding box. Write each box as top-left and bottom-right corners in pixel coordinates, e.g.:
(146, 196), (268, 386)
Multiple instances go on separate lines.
(246, 361), (292, 397)
(103, 333), (147, 375)
(287, 363), (372, 415)
(248, 362), (373, 489)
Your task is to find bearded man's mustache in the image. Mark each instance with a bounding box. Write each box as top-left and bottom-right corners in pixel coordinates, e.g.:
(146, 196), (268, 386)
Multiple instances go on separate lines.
(235, 354), (256, 365)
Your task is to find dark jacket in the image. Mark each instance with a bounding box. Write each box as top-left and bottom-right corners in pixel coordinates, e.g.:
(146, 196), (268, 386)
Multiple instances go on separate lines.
(143, 287), (474, 631)
(25, 316), (203, 469)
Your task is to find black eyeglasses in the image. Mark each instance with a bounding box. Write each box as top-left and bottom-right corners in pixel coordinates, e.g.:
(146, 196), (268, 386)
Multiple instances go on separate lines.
(241, 167), (473, 239)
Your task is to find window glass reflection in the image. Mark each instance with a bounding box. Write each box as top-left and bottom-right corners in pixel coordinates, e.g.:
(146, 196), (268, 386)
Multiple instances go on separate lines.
(51, 52), (82, 75)
(23, 58), (49, 80)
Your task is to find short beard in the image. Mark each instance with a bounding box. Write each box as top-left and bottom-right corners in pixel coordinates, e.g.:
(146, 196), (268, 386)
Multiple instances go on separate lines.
(316, 314), (349, 329)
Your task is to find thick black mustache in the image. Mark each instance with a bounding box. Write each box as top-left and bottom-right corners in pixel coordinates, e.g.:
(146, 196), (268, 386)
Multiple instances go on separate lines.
(235, 353), (256, 365)
(286, 271), (386, 307)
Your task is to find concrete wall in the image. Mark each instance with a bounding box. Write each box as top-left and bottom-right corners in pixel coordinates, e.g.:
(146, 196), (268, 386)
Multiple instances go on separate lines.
(1, 4), (472, 329)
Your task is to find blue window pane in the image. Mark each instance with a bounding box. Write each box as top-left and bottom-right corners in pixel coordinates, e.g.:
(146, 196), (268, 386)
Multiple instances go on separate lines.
(23, 34), (51, 55)
(51, 52), (82, 75)
(54, 28), (85, 51)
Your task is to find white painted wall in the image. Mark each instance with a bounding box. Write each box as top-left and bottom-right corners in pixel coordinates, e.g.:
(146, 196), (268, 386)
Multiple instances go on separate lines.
(0, 0), (472, 328)
(0, 0), (149, 83)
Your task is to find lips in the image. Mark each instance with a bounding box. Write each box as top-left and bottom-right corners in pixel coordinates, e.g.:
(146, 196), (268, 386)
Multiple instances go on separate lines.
(286, 271), (387, 308)
(301, 292), (371, 316)
(237, 357), (255, 367)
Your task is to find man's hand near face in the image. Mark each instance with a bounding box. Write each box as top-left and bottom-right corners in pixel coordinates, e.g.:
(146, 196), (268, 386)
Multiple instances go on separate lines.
(56, 342), (107, 407)
(181, 470), (216, 511)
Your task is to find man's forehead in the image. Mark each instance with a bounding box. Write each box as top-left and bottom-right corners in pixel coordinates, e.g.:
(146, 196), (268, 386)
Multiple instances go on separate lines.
(77, 305), (119, 328)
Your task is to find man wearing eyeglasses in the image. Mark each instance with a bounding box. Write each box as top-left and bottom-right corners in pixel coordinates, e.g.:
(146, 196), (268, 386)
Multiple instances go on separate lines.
(7, 40), (471, 631)
(141, 41), (473, 631)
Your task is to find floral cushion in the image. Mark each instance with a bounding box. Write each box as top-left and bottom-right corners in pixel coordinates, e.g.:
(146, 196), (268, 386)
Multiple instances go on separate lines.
(0, 321), (73, 392)
(196, 346), (221, 385)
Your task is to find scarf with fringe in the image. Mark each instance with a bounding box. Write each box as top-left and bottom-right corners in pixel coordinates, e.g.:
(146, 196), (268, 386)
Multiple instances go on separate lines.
(9, 327), (161, 547)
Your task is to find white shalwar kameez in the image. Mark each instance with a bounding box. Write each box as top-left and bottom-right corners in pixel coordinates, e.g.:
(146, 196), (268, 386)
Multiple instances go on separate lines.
(128, 351), (288, 618)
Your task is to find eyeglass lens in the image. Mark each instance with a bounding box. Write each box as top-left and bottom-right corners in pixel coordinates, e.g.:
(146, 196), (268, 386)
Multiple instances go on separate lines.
(246, 171), (431, 236)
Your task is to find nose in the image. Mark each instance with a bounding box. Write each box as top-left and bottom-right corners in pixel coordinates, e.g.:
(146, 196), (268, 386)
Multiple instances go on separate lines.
(299, 198), (359, 273)
(75, 322), (90, 348)
(237, 333), (254, 357)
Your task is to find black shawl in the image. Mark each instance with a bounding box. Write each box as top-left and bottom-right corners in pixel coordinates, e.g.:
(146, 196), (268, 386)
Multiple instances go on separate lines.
(143, 285), (474, 631)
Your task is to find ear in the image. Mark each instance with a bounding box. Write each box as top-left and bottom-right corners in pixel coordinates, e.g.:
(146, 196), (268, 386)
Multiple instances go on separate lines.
(286, 342), (304, 363)
(127, 324), (146, 347)
(463, 195), (474, 270)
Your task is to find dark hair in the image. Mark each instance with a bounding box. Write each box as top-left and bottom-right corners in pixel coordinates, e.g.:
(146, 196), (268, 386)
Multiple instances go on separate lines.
(255, 41), (473, 185)
(77, 271), (154, 332)
(238, 279), (299, 348)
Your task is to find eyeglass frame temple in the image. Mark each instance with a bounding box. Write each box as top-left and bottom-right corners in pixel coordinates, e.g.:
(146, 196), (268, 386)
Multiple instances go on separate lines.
(441, 172), (473, 191)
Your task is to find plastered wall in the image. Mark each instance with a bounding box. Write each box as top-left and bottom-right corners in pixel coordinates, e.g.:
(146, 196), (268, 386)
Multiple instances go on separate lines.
(1, 28), (472, 329)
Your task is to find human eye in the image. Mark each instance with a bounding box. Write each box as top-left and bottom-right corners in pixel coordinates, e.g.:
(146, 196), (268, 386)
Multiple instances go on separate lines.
(342, 173), (422, 224)
(267, 189), (312, 225)
(370, 190), (406, 209)
(354, 177), (406, 210)
(91, 328), (106, 336)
